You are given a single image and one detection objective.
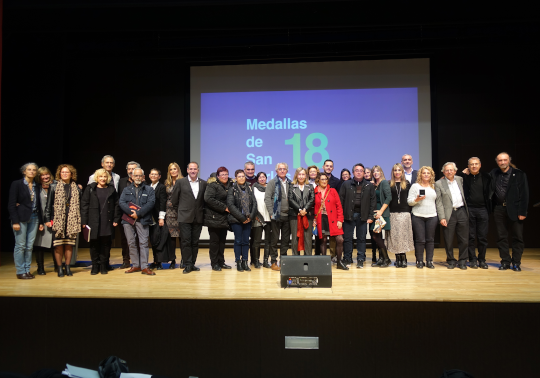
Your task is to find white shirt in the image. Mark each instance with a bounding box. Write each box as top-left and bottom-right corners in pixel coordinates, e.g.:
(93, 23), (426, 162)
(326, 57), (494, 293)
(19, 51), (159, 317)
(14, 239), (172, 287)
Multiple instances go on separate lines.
(189, 176), (200, 199)
(150, 182), (165, 219)
(407, 183), (437, 218)
(404, 169), (413, 183)
(446, 178), (464, 208)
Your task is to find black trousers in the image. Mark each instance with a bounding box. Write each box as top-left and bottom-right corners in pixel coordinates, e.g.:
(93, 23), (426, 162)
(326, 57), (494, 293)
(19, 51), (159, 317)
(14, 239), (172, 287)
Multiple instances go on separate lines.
(270, 218), (290, 263)
(468, 207), (489, 262)
(89, 235), (112, 265)
(442, 207), (469, 263)
(411, 214), (438, 262)
(208, 227), (227, 266)
(252, 223), (271, 262)
(249, 227), (256, 262)
(493, 205), (524, 264)
(179, 222), (203, 267)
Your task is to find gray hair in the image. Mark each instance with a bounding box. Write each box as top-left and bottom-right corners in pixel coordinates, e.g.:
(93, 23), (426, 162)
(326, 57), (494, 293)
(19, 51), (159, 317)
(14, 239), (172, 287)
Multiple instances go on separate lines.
(20, 162), (39, 175)
(468, 157), (481, 165)
(244, 161), (255, 168)
(401, 154), (413, 161)
(101, 155), (115, 164)
(275, 162), (289, 171)
(441, 162), (458, 172)
(133, 167), (144, 176)
(126, 161), (140, 169)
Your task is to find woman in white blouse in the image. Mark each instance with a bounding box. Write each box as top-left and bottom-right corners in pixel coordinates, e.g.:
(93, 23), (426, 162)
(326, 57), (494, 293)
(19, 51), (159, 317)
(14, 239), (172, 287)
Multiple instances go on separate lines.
(407, 166), (438, 269)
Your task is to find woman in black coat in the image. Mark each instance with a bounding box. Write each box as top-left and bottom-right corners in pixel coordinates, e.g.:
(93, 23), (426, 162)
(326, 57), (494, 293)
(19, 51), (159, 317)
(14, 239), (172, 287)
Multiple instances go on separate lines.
(148, 168), (168, 270)
(204, 166), (234, 271)
(227, 169), (258, 272)
(8, 162), (45, 279)
(81, 169), (121, 275)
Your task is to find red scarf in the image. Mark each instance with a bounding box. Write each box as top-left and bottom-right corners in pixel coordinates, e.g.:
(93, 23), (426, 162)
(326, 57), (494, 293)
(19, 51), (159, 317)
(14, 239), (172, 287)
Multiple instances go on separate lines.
(296, 214), (310, 251)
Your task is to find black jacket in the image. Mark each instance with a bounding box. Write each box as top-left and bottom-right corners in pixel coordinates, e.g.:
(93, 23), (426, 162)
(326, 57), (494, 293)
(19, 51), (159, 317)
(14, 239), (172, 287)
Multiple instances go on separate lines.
(81, 183), (121, 240)
(171, 177), (207, 224)
(227, 182), (258, 224)
(118, 176), (131, 195)
(8, 178), (44, 224)
(460, 171), (493, 213)
(328, 173), (342, 194)
(44, 181), (83, 223)
(490, 167), (529, 221)
(151, 182), (167, 222)
(204, 177), (233, 229)
(339, 179), (376, 222)
(288, 184), (315, 217)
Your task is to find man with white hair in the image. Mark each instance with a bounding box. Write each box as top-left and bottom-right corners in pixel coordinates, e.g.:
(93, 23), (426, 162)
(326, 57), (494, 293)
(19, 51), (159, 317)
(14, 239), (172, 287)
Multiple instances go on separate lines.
(435, 162), (469, 269)
(119, 167), (156, 275)
(264, 162), (292, 271)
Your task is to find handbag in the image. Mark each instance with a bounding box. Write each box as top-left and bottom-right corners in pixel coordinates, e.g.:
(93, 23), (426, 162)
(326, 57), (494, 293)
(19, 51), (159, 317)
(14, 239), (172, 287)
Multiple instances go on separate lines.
(372, 216), (387, 233)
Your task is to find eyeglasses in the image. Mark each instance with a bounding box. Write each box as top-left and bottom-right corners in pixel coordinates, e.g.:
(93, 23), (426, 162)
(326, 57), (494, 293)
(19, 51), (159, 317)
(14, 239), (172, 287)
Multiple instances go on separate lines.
(133, 174), (143, 178)
(319, 178), (328, 181)
(219, 173), (229, 177)
(277, 168), (287, 171)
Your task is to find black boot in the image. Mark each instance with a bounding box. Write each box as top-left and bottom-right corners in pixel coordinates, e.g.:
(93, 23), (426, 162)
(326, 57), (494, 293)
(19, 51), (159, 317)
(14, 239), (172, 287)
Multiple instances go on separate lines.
(91, 264), (100, 275)
(237, 260), (244, 272)
(242, 260), (251, 272)
(64, 264), (73, 276)
(169, 259), (176, 269)
(401, 254), (408, 268)
(57, 261), (65, 277)
(395, 254), (402, 268)
(263, 260), (271, 269)
(100, 260), (108, 275)
(377, 248), (391, 268)
(253, 260), (261, 269)
(36, 249), (46, 275)
(156, 262), (163, 270)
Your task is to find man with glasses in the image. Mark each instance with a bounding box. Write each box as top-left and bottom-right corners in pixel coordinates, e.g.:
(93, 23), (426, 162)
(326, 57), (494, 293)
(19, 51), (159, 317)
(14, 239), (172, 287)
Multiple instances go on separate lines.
(119, 168), (156, 275)
(264, 162), (291, 271)
(340, 164), (376, 268)
(118, 161), (141, 269)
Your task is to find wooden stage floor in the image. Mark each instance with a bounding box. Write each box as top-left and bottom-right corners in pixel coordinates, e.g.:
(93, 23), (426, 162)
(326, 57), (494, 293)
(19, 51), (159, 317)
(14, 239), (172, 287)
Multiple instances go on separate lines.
(1, 248), (539, 303)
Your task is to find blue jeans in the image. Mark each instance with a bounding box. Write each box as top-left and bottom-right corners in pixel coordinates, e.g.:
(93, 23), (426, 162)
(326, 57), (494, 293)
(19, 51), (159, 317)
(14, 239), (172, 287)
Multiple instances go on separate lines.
(343, 213), (367, 262)
(13, 213), (39, 274)
(231, 222), (252, 262)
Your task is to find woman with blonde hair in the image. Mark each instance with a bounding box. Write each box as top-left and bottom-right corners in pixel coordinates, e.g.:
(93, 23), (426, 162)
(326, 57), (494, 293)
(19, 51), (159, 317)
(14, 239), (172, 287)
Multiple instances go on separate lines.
(164, 162), (184, 268)
(407, 166), (438, 269)
(44, 164), (82, 277)
(370, 165), (392, 267)
(385, 163), (414, 268)
(81, 168), (121, 275)
(288, 167), (315, 255)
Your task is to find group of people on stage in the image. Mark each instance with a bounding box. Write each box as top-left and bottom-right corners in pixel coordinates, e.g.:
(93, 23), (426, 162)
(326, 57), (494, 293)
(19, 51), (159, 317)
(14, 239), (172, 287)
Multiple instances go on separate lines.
(8, 151), (529, 279)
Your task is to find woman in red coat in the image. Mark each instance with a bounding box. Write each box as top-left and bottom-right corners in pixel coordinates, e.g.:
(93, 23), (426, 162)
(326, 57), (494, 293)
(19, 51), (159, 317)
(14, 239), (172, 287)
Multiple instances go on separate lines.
(313, 173), (348, 270)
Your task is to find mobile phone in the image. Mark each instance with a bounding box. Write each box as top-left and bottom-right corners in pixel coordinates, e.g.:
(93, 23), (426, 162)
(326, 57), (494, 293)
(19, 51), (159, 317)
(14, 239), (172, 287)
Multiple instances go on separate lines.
(419, 189), (425, 196)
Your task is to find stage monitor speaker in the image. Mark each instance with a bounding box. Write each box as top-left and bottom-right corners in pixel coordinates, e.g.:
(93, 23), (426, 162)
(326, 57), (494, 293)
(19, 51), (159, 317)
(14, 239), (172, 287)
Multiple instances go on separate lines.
(280, 256), (332, 288)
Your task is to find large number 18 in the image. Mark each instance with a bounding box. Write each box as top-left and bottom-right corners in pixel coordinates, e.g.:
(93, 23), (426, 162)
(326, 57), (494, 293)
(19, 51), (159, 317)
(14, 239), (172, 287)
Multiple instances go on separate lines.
(284, 133), (329, 168)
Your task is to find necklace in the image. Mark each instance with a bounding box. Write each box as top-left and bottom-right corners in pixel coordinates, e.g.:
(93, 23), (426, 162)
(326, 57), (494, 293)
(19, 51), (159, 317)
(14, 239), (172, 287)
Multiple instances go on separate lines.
(396, 183), (402, 204)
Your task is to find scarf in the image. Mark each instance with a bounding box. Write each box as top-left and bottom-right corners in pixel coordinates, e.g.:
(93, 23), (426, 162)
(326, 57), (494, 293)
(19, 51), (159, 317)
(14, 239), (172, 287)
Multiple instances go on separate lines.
(52, 181), (81, 239)
(253, 182), (266, 193)
(296, 214), (309, 251)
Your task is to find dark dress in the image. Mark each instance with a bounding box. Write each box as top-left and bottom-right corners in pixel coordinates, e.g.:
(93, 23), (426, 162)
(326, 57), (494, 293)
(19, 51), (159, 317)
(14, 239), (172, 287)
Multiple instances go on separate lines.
(166, 185), (180, 237)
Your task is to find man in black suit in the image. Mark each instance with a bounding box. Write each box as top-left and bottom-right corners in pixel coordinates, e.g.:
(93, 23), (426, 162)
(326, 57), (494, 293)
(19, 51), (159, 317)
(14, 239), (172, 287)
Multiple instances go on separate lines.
(171, 161), (207, 274)
(461, 157), (493, 269)
(490, 152), (529, 271)
(401, 154), (418, 184)
(118, 161), (140, 269)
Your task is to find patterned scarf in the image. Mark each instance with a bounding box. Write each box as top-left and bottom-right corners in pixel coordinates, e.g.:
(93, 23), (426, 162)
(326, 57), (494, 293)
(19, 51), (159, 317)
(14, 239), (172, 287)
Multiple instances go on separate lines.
(52, 181), (81, 239)
(271, 176), (283, 220)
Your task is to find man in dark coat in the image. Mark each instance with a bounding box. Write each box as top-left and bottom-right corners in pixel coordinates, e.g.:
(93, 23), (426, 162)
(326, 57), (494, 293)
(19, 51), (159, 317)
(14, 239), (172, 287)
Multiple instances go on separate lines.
(117, 161), (141, 269)
(460, 157), (493, 269)
(490, 152), (529, 271)
(171, 162), (207, 274)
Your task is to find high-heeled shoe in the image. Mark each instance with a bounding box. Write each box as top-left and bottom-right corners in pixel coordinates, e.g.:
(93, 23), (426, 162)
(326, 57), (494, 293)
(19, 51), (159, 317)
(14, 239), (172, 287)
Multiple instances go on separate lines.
(377, 248), (391, 268)
(156, 262), (163, 270)
(58, 263), (65, 277)
(169, 260), (176, 269)
(36, 249), (46, 275)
